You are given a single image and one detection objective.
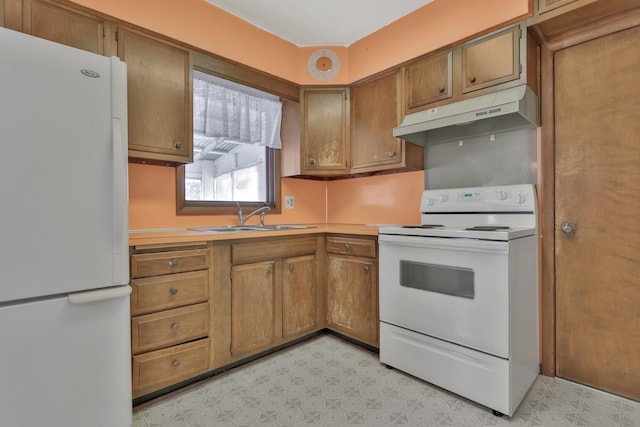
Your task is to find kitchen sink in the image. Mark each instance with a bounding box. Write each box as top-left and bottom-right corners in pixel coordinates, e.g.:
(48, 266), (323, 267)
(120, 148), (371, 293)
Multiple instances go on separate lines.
(189, 225), (315, 233)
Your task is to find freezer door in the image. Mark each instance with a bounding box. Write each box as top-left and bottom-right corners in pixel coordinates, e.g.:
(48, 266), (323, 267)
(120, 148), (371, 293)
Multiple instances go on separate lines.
(0, 286), (132, 427)
(0, 27), (129, 301)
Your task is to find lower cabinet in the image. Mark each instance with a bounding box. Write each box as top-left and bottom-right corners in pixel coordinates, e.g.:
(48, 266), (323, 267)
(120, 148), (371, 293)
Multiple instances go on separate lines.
(326, 235), (379, 347)
(129, 242), (212, 399)
(212, 236), (326, 366)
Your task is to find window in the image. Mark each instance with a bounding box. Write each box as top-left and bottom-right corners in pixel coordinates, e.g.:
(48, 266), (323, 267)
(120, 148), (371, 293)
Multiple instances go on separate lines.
(177, 70), (282, 214)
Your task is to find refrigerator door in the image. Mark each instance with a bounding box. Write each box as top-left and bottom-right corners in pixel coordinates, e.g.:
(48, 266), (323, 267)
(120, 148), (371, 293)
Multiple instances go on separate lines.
(0, 285), (132, 427)
(0, 27), (128, 302)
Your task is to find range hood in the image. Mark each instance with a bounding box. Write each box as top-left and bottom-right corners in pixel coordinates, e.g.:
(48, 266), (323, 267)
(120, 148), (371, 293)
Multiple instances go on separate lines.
(393, 85), (538, 146)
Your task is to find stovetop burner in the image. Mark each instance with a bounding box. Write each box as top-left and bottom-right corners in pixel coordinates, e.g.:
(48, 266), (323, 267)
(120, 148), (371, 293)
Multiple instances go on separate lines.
(401, 224), (444, 229)
(465, 226), (511, 231)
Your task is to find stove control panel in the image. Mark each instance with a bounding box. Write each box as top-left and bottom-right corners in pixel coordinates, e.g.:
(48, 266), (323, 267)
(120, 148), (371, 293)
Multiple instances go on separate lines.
(421, 184), (536, 213)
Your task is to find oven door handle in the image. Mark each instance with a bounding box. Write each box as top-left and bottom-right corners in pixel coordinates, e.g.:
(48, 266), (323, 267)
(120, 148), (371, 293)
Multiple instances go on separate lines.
(378, 234), (509, 253)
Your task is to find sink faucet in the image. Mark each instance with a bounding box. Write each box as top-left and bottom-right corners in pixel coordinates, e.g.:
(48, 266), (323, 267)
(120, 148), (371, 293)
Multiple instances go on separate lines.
(237, 204), (271, 226)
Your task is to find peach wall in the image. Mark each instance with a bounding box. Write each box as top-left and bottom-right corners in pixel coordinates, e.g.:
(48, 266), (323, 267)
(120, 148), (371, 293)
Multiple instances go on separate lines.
(72, 0), (530, 85)
(327, 171), (424, 225)
(128, 164), (326, 230)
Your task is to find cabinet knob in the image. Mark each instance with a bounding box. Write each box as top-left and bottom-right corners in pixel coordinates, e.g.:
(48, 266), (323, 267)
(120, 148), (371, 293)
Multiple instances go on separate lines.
(266, 267), (272, 276)
(469, 76), (476, 83)
(388, 151), (396, 158)
(175, 141), (183, 149)
(308, 158), (317, 166)
(170, 259), (179, 267)
(170, 287), (178, 296)
(438, 85), (445, 93)
(364, 265), (370, 273)
(171, 323), (180, 332)
(289, 264), (296, 272)
(344, 243), (351, 250)
(172, 360), (181, 369)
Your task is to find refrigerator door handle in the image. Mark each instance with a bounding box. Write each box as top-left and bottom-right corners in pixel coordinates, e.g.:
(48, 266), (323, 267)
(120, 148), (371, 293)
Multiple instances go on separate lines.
(68, 285), (132, 305)
(112, 116), (128, 285)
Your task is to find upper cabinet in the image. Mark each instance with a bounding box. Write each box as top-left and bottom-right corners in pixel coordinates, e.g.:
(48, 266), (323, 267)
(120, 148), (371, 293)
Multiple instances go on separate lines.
(3, 0), (110, 54)
(114, 27), (193, 165)
(402, 22), (537, 115)
(405, 51), (453, 113)
(300, 87), (350, 175)
(461, 25), (521, 94)
(351, 69), (423, 174)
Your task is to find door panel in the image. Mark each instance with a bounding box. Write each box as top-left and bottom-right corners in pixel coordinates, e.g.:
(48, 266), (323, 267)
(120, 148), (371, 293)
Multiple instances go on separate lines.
(554, 25), (640, 400)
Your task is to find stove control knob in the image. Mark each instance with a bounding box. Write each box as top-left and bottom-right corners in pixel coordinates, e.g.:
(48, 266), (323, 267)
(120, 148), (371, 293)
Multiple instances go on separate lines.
(426, 198), (435, 206)
(498, 191), (508, 200)
(516, 193), (527, 204)
(439, 194), (449, 202)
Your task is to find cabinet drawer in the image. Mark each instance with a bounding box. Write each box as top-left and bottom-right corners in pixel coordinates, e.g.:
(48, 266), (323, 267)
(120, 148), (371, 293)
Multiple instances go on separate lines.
(131, 270), (209, 316)
(132, 303), (209, 354)
(131, 248), (209, 278)
(327, 236), (376, 258)
(132, 338), (210, 396)
(233, 238), (316, 264)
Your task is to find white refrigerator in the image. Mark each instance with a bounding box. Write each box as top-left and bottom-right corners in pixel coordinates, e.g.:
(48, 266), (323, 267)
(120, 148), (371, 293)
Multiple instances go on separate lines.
(0, 27), (132, 426)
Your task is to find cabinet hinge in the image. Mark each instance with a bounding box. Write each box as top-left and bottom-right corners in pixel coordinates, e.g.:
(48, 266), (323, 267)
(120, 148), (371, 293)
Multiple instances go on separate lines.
(519, 27), (523, 39)
(230, 270), (233, 280)
(115, 30), (119, 42)
(519, 63), (522, 74)
(103, 27), (106, 38)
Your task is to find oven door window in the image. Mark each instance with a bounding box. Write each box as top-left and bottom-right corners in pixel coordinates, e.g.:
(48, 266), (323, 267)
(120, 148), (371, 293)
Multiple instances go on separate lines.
(400, 260), (474, 299)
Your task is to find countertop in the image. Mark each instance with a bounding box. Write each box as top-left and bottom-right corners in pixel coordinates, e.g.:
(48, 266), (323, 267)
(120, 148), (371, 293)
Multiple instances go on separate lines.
(129, 223), (382, 247)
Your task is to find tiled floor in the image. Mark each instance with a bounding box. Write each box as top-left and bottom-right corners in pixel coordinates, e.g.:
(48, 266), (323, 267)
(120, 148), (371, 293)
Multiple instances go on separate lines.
(133, 334), (640, 427)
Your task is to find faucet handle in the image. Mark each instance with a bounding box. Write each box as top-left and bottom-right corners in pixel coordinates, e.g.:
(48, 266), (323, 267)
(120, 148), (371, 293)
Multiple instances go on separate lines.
(260, 211), (267, 226)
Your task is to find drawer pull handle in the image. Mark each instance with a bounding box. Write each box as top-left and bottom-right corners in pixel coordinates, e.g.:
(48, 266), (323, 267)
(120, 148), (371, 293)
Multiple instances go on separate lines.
(170, 287), (178, 296)
(388, 151), (396, 158)
(175, 141), (183, 149)
(469, 76), (476, 83)
(170, 259), (179, 267)
(289, 264), (296, 272)
(344, 243), (351, 250)
(172, 360), (181, 369)
(364, 265), (370, 273)
(171, 323), (180, 332)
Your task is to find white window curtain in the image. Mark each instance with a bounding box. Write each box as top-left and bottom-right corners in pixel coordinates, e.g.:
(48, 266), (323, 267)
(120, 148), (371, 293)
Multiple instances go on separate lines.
(193, 78), (282, 149)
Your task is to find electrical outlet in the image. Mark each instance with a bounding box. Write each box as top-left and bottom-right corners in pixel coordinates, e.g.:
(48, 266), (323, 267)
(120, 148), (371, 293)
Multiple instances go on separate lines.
(285, 195), (295, 209)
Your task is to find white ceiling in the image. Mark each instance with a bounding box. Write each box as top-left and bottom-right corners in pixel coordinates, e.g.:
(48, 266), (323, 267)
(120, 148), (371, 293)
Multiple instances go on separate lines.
(204, 0), (434, 47)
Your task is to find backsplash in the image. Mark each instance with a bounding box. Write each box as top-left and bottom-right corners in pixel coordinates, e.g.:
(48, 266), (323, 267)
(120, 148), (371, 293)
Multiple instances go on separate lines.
(425, 127), (537, 189)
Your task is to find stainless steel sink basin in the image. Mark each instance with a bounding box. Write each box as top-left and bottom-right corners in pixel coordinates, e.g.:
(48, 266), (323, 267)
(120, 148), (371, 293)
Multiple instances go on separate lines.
(189, 225), (315, 233)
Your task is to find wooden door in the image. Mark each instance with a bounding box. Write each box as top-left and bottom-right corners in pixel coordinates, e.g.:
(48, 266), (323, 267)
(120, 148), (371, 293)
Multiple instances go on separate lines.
(116, 26), (192, 164)
(231, 261), (276, 356)
(301, 88), (350, 174)
(282, 255), (316, 338)
(327, 254), (377, 346)
(405, 50), (453, 113)
(22, 0), (109, 54)
(351, 70), (403, 171)
(554, 25), (640, 400)
(462, 25), (520, 94)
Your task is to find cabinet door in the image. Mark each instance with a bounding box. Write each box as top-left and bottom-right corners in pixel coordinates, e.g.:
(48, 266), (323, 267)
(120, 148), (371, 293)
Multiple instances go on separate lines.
(21, 0), (109, 54)
(351, 70), (405, 171)
(116, 27), (192, 164)
(405, 50), (453, 113)
(301, 87), (350, 174)
(231, 261), (276, 356)
(462, 25), (521, 94)
(282, 255), (316, 338)
(327, 254), (378, 346)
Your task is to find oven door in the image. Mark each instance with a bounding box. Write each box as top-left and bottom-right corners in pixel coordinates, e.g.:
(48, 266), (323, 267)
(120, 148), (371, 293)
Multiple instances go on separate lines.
(379, 234), (510, 358)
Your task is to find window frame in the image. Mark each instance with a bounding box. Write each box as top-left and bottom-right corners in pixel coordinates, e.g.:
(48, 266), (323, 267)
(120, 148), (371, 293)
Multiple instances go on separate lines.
(175, 52), (298, 216)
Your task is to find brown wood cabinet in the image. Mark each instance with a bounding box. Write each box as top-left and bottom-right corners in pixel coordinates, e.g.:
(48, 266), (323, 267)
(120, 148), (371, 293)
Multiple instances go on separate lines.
(2, 0), (110, 54)
(114, 26), (193, 165)
(300, 87), (350, 175)
(403, 22), (537, 114)
(212, 236), (325, 367)
(351, 69), (424, 174)
(462, 25), (521, 94)
(326, 236), (378, 347)
(405, 50), (453, 113)
(130, 243), (211, 399)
